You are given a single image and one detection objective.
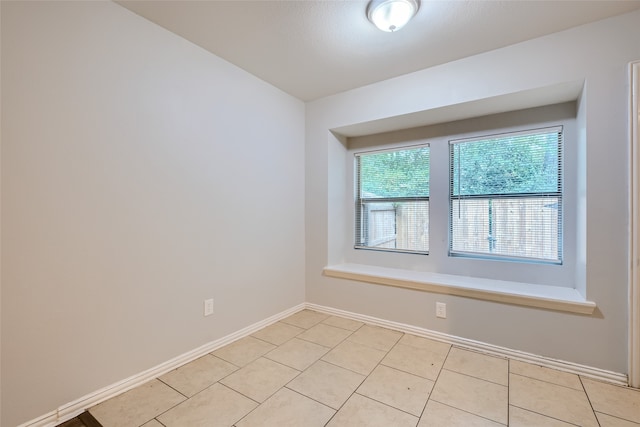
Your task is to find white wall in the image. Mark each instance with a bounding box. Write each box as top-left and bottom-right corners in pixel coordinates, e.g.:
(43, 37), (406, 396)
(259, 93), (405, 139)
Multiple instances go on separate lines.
(0, 2), (305, 426)
(306, 10), (640, 374)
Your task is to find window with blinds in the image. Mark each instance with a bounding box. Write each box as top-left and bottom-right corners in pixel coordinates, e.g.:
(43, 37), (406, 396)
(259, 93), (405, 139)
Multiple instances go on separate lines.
(355, 145), (430, 254)
(449, 127), (563, 263)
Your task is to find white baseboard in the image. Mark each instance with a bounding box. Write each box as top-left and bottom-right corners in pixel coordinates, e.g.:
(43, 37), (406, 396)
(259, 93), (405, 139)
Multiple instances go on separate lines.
(19, 300), (629, 427)
(305, 302), (628, 386)
(18, 303), (306, 427)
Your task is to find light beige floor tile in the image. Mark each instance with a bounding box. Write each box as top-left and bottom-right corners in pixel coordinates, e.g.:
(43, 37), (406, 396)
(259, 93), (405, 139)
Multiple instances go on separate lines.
(510, 360), (582, 390)
(596, 412), (640, 426)
(264, 338), (329, 370)
(509, 405), (575, 426)
(281, 310), (329, 329)
(382, 343), (447, 380)
(157, 383), (256, 427)
(347, 324), (403, 351)
(431, 369), (508, 424)
(251, 322), (304, 346)
(212, 336), (276, 367)
(287, 360), (365, 409)
(220, 357), (299, 403)
(444, 348), (508, 386)
(326, 393), (418, 427)
(509, 373), (598, 426)
(159, 354), (237, 397)
(297, 323), (353, 348)
(582, 377), (640, 423)
(399, 334), (451, 352)
(322, 315), (364, 331)
(322, 339), (387, 375)
(418, 400), (504, 427)
(236, 387), (335, 427)
(357, 365), (433, 416)
(89, 379), (186, 427)
(141, 420), (164, 427)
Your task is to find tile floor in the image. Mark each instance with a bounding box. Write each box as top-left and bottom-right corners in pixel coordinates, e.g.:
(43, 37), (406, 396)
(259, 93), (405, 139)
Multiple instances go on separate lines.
(89, 310), (640, 427)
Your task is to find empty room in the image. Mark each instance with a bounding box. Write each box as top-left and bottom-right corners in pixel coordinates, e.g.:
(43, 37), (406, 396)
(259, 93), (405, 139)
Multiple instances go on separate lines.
(2, 0), (640, 426)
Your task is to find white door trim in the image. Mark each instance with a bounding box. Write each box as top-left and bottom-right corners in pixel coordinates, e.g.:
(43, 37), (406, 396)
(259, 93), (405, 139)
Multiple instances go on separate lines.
(629, 60), (640, 388)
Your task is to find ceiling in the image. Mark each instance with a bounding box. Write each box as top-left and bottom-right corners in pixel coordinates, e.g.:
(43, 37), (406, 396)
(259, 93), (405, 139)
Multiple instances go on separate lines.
(117, 0), (640, 102)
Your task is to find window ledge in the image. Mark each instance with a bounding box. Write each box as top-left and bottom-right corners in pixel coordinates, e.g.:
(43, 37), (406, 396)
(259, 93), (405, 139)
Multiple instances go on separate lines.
(323, 263), (596, 315)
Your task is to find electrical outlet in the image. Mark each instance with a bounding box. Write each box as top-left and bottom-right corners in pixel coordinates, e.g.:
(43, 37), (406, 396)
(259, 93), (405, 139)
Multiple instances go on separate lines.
(204, 298), (214, 316)
(436, 302), (446, 319)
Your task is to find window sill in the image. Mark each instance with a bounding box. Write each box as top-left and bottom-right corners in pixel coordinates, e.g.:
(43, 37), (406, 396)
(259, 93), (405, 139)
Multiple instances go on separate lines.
(323, 263), (596, 315)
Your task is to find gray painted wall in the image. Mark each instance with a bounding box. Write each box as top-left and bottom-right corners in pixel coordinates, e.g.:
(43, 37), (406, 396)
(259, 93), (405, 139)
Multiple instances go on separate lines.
(1, 2), (305, 425)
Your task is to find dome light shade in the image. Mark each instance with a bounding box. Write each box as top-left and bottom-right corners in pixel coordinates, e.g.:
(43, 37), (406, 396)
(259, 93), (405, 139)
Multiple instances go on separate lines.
(367, 0), (419, 32)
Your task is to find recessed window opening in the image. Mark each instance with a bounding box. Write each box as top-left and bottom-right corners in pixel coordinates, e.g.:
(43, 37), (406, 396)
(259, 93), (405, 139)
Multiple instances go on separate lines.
(449, 126), (563, 264)
(355, 144), (430, 254)
(343, 102), (577, 287)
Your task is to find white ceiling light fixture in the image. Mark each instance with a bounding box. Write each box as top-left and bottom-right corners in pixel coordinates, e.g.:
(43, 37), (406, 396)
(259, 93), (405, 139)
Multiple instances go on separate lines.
(367, 0), (420, 32)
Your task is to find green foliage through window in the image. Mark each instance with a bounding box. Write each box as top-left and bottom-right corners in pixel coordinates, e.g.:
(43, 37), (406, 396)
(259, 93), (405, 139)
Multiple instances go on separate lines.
(451, 130), (560, 196)
(356, 145), (430, 254)
(359, 146), (429, 199)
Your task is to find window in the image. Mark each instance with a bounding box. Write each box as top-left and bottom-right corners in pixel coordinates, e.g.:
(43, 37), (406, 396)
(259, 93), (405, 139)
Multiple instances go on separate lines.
(342, 106), (576, 288)
(355, 145), (430, 253)
(449, 127), (563, 263)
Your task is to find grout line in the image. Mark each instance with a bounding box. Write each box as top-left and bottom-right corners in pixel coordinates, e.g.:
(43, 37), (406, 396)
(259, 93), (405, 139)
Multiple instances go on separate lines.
(295, 325), (355, 348)
(225, 387), (260, 427)
(353, 336), (419, 417)
(319, 379), (357, 426)
(428, 400), (508, 426)
(318, 357), (373, 377)
(321, 330), (398, 425)
(581, 376), (640, 393)
(231, 334), (275, 348)
(113, 379), (191, 425)
(218, 382), (262, 406)
(150, 375), (245, 423)
(592, 411), (640, 425)
(451, 344), (508, 358)
(319, 317), (365, 332)
(377, 359), (440, 382)
(440, 367), (509, 388)
(284, 358), (369, 411)
(250, 355), (304, 374)
(262, 349), (331, 372)
(508, 404), (582, 426)
(152, 418), (168, 427)
(208, 353), (243, 370)
(148, 396), (186, 424)
(295, 334), (351, 348)
(425, 343), (453, 404)
(250, 330), (305, 347)
(579, 376), (602, 427)
(155, 377), (189, 399)
(353, 391), (422, 419)
(510, 371), (586, 392)
(285, 387), (337, 412)
(507, 358), (510, 424)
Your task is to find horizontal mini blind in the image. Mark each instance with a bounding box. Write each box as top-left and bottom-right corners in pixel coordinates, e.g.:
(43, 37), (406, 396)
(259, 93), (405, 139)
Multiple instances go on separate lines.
(355, 145), (430, 253)
(449, 127), (562, 262)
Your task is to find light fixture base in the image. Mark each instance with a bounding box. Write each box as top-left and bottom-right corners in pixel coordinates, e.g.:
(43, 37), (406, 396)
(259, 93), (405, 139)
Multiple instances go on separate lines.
(367, 0), (419, 32)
